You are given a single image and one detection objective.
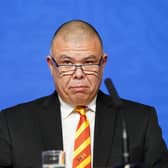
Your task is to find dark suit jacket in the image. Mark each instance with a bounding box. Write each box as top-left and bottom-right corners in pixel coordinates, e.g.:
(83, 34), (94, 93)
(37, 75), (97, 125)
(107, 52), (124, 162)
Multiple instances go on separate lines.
(0, 91), (168, 168)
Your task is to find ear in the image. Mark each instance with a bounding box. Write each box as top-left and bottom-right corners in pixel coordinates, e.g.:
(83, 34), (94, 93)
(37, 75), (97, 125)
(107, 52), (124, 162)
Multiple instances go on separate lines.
(46, 55), (54, 74)
(102, 53), (108, 67)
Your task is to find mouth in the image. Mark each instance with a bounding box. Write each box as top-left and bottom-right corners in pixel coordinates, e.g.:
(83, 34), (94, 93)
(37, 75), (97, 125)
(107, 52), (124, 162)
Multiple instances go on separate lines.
(70, 85), (89, 92)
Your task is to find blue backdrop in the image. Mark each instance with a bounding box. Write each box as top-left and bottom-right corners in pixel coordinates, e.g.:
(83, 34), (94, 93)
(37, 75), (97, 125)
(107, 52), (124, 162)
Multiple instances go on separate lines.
(0, 0), (167, 145)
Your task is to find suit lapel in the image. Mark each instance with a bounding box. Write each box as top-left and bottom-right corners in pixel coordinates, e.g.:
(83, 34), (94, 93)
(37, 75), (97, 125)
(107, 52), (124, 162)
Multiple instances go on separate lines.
(38, 91), (118, 166)
(38, 91), (63, 151)
(93, 91), (118, 167)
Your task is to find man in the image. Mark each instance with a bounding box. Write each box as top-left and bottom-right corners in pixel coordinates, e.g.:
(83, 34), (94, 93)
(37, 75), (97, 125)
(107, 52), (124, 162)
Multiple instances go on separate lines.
(0, 20), (168, 168)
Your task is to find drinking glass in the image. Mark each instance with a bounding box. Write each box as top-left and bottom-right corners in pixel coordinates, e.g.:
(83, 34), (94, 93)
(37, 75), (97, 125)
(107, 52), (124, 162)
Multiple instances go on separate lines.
(42, 150), (65, 168)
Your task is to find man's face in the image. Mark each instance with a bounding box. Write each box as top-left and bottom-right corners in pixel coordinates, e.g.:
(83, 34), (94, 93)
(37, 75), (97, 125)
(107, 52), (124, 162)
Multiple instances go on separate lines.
(47, 36), (107, 106)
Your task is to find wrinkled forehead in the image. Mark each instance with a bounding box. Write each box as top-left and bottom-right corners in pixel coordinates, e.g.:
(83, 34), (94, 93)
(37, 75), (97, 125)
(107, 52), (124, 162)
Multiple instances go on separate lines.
(51, 34), (103, 60)
(51, 20), (103, 46)
(57, 27), (95, 42)
(52, 29), (102, 48)
(50, 21), (103, 55)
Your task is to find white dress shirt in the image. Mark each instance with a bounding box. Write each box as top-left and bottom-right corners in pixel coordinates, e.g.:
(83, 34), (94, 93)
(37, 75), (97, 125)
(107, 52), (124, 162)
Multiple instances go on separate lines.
(59, 96), (96, 168)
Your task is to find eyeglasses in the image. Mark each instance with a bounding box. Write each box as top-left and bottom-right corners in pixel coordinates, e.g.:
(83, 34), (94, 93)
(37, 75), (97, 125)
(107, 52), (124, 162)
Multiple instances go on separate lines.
(50, 56), (104, 76)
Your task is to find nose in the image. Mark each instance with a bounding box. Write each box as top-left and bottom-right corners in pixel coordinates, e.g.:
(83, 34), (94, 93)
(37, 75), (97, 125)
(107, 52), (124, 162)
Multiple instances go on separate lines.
(72, 65), (85, 79)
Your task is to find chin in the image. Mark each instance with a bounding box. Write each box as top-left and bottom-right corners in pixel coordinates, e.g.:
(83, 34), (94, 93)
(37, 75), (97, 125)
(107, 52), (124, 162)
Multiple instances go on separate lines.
(71, 97), (90, 106)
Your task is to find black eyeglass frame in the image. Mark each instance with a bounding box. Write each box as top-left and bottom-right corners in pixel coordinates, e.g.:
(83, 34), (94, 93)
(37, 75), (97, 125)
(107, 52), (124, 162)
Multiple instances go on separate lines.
(50, 56), (104, 74)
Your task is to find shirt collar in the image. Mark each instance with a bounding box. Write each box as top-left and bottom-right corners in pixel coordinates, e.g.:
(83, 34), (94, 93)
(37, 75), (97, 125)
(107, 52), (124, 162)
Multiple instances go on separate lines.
(59, 96), (97, 119)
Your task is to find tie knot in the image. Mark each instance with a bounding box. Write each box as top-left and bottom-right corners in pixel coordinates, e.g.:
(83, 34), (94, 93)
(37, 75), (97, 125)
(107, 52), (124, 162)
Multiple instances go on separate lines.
(74, 106), (87, 115)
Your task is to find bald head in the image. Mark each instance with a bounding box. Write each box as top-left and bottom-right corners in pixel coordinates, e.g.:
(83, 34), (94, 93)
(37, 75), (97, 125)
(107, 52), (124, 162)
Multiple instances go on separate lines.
(50, 20), (103, 54)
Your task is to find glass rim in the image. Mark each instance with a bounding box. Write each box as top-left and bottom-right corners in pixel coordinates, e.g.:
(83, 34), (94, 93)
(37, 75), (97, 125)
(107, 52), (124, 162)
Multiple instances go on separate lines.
(42, 150), (65, 155)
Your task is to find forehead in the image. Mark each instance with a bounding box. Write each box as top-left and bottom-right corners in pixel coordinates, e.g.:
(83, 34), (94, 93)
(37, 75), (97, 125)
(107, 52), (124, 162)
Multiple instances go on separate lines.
(51, 35), (103, 59)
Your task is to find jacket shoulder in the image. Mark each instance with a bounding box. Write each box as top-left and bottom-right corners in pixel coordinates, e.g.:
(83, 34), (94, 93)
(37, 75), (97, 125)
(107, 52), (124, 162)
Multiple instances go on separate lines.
(98, 90), (156, 117)
(99, 90), (155, 109)
(1, 95), (48, 112)
(0, 92), (58, 118)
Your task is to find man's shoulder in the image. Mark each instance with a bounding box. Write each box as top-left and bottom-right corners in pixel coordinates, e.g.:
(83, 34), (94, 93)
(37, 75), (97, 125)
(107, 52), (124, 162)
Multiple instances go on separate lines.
(2, 96), (48, 112)
(1, 92), (58, 116)
(99, 90), (156, 116)
(121, 98), (155, 111)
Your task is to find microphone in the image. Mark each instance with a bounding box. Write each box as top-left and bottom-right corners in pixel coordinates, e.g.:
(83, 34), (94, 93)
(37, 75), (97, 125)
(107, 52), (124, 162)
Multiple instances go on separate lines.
(104, 78), (131, 168)
(104, 78), (122, 107)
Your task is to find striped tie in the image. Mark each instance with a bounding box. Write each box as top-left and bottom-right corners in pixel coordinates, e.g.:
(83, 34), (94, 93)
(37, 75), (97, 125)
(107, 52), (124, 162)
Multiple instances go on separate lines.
(72, 106), (91, 168)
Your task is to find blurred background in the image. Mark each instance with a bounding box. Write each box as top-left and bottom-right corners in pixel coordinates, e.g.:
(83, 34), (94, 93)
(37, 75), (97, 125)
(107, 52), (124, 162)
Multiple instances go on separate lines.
(0, 0), (167, 145)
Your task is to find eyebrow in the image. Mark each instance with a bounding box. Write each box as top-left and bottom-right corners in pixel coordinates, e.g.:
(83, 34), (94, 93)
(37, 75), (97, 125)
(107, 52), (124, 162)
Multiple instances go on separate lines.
(59, 55), (72, 60)
(84, 55), (97, 60)
(59, 54), (98, 61)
